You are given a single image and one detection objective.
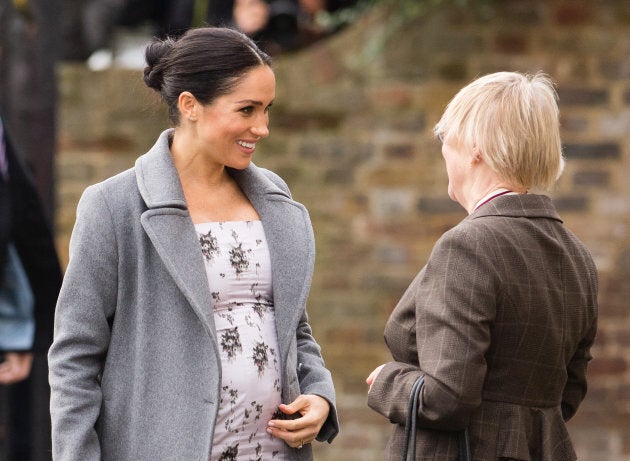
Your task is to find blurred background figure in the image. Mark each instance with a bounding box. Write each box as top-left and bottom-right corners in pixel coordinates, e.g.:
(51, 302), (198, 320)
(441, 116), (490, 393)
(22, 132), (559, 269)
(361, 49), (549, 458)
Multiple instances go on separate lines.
(61, 0), (128, 60)
(60, 0), (362, 69)
(210, 0), (360, 55)
(0, 1), (63, 459)
(0, 111), (62, 461)
(62, 0), (196, 69)
(298, 0), (360, 45)
(206, 0), (234, 26)
(116, 0), (195, 38)
(234, 0), (301, 55)
(0, 0), (59, 217)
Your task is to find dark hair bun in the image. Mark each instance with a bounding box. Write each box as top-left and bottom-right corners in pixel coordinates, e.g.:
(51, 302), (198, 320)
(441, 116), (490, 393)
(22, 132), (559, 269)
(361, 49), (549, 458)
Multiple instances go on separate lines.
(141, 27), (272, 125)
(143, 38), (175, 91)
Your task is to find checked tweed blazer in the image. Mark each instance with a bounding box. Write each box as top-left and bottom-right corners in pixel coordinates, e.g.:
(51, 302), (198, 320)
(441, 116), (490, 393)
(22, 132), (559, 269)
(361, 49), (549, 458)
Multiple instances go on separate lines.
(368, 194), (598, 461)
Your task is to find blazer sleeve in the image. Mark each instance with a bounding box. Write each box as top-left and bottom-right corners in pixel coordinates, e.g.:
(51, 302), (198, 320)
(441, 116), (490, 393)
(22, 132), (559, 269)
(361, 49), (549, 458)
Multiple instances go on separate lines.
(562, 291), (597, 420)
(48, 185), (119, 461)
(368, 226), (494, 430)
(554, 236), (598, 421)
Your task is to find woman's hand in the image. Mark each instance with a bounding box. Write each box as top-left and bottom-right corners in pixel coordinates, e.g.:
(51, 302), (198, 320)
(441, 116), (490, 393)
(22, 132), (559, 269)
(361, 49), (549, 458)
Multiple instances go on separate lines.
(366, 364), (386, 392)
(0, 352), (34, 385)
(267, 394), (330, 449)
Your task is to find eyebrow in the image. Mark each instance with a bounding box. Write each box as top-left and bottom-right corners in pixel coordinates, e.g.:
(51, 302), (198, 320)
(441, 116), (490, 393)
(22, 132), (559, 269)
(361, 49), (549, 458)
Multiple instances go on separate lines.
(235, 100), (274, 106)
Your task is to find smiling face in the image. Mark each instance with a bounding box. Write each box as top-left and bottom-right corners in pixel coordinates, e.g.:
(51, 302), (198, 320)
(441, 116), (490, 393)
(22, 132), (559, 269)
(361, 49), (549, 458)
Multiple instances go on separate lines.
(192, 65), (276, 170)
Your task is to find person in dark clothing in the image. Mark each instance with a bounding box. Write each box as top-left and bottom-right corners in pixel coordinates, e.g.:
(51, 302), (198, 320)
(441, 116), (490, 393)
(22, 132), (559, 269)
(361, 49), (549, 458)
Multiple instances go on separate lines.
(1, 0), (60, 217)
(206, 0), (301, 55)
(0, 113), (63, 459)
(116, 0), (195, 38)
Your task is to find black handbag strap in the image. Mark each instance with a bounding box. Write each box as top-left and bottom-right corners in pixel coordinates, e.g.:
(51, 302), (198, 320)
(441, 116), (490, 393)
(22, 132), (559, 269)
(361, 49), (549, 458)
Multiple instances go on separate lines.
(458, 429), (471, 460)
(402, 375), (471, 461)
(402, 375), (424, 460)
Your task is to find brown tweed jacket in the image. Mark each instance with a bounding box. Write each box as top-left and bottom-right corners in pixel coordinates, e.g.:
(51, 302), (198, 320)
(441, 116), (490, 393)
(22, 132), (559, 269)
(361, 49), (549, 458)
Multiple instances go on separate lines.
(367, 194), (598, 461)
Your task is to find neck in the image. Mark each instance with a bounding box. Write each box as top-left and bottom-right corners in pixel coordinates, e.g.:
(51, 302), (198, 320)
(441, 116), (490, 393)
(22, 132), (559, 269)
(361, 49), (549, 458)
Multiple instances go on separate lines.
(468, 184), (526, 214)
(459, 156), (527, 214)
(170, 129), (227, 189)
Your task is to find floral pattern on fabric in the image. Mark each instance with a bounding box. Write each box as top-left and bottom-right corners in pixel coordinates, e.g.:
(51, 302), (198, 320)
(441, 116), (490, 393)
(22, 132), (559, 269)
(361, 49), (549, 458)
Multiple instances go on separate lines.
(196, 221), (287, 461)
(199, 229), (220, 262)
(221, 327), (243, 361)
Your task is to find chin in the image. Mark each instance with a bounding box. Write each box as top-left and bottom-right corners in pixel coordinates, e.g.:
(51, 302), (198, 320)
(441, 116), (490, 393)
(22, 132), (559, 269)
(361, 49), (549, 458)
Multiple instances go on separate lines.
(230, 160), (252, 170)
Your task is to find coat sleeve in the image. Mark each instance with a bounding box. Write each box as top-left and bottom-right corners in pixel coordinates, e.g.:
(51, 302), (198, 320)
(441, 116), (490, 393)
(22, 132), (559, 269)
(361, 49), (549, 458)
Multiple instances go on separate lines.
(368, 226), (494, 430)
(295, 309), (339, 442)
(264, 166), (340, 442)
(48, 185), (119, 461)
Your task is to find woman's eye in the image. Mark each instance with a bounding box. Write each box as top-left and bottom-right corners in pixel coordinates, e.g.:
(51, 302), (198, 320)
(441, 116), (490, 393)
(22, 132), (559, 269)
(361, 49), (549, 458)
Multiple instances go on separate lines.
(240, 106), (254, 114)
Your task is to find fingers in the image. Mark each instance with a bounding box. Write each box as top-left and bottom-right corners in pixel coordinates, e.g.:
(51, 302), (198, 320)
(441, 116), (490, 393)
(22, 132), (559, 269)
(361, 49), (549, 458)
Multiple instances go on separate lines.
(366, 364), (386, 391)
(0, 362), (12, 385)
(294, 437), (315, 450)
(266, 421), (315, 449)
(276, 398), (306, 418)
(0, 352), (33, 385)
(267, 394), (331, 448)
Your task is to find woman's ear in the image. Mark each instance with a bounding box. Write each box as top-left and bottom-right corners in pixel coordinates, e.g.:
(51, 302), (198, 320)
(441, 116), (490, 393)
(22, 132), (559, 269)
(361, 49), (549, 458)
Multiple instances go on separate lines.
(178, 92), (198, 122)
(471, 145), (483, 165)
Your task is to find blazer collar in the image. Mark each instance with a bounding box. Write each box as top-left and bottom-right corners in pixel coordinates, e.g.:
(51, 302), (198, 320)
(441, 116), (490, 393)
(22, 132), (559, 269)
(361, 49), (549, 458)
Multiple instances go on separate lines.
(469, 193), (563, 223)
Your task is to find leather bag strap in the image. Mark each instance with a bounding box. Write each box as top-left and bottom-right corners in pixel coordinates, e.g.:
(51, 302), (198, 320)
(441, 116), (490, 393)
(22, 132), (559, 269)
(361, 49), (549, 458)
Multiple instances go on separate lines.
(401, 375), (471, 461)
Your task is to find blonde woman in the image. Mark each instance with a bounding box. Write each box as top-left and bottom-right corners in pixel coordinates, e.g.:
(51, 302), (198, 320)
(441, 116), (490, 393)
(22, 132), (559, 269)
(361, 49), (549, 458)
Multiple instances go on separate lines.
(367, 72), (597, 461)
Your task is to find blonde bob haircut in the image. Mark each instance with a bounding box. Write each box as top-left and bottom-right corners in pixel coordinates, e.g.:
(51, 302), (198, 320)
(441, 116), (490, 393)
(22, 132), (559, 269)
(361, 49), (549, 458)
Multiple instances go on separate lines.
(434, 71), (565, 191)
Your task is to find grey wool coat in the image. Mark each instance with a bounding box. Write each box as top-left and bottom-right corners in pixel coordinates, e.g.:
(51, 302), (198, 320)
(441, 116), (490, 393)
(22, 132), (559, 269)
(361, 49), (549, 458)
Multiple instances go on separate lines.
(49, 129), (339, 461)
(367, 194), (598, 461)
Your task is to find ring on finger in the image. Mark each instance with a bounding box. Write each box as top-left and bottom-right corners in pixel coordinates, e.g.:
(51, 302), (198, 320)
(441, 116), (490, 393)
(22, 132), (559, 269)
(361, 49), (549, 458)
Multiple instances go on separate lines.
(297, 440), (304, 449)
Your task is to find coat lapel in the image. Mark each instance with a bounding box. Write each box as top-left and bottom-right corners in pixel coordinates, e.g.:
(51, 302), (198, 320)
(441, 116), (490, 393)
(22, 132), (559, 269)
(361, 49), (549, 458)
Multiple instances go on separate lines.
(230, 166), (315, 364)
(134, 130), (315, 366)
(135, 130), (217, 341)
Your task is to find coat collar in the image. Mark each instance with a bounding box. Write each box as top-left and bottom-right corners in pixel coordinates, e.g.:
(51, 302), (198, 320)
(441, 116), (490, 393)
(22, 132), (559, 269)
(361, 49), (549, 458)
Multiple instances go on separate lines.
(135, 129), (291, 208)
(135, 130), (313, 364)
(468, 193), (563, 223)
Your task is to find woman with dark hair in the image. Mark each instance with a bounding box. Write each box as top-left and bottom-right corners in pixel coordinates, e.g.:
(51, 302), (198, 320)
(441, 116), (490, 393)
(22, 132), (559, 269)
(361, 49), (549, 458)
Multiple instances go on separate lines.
(49, 27), (338, 461)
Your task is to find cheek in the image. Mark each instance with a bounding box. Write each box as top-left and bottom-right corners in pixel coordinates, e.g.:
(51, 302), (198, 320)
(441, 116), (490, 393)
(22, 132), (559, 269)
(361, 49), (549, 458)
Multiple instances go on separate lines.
(446, 161), (464, 184)
(206, 121), (235, 141)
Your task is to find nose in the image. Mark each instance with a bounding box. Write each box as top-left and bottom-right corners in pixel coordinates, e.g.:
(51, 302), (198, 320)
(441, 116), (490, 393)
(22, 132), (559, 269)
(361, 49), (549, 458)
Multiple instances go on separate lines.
(251, 116), (270, 138)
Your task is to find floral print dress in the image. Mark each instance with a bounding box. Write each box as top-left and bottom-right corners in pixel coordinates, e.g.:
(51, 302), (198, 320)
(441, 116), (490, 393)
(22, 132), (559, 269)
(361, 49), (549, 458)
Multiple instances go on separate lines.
(195, 220), (288, 461)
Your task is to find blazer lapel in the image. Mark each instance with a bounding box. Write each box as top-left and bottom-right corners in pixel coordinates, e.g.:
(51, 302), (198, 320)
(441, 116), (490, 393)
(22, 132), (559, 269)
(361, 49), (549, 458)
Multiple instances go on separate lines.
(231, 166), (315, 364)
(135, 130), (217, 340)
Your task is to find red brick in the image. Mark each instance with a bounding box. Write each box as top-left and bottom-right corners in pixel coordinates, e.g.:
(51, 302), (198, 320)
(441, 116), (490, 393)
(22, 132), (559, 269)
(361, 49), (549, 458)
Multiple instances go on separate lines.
(588, 357), (628, 376)
(370, 85), (413, 109)
(554, 3), (593, 26)
(494, 33), (529, 54)
(384, 144), (416, 160)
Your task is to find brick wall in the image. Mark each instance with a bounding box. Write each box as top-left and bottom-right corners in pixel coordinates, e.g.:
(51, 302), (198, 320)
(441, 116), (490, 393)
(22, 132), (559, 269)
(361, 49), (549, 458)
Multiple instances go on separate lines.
(57, 1), (630, 459)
